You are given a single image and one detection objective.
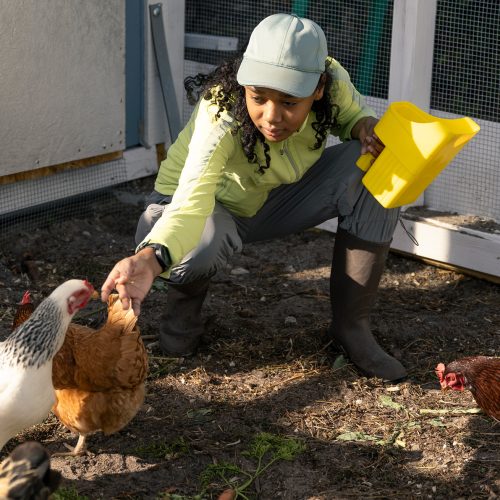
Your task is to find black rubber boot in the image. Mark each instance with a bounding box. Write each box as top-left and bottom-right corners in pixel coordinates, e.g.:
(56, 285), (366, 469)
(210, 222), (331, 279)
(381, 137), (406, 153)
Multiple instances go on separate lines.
(159, 279), (210, 357)
(328, 228), (407, 382)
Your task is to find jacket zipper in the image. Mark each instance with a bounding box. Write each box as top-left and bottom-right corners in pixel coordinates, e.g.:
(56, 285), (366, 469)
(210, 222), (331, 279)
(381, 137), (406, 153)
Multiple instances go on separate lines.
(280, 141), (300, 181)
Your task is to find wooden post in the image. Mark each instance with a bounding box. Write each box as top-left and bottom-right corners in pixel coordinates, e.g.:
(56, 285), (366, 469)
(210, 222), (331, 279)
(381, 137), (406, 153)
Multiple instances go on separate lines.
(388, 0), (437, 207)
(388, 0), (437, 111)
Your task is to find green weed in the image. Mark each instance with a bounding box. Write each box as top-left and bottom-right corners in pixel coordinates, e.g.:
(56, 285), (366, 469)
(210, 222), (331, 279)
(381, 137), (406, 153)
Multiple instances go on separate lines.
(200, 432), (305, 499)
(51, 487), (89, 500)
(133, 436), (190, 460)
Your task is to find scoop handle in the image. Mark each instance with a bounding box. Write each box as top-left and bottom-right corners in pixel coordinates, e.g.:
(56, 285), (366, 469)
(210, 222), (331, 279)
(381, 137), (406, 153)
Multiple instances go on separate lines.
(356, 152), (375, 172)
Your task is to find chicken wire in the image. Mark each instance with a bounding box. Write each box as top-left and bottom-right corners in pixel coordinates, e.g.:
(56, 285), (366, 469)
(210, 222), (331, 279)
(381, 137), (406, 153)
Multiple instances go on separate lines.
(1, 0), (499, 241)
(0, 158), (130, 238)
(184, 0), (500, 223)
(184, 0), (393, 122)
(426, 0), (500, 220)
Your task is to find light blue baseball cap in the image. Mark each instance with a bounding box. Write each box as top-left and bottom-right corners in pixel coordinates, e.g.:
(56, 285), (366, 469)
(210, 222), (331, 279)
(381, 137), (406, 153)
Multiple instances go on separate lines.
(237, 13), (328, 98)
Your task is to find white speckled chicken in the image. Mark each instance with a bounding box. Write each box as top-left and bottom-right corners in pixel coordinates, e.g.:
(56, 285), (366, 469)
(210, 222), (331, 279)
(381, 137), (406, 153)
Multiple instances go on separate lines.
(0, 280), (94, 451)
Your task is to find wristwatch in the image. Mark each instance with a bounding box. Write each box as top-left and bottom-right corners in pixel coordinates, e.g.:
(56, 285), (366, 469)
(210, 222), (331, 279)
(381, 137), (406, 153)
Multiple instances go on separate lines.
(139, 243), (171, 272)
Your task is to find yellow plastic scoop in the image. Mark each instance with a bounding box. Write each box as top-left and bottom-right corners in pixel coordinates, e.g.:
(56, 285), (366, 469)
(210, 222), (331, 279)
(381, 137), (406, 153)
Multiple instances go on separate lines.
(356, 101), (480, 208)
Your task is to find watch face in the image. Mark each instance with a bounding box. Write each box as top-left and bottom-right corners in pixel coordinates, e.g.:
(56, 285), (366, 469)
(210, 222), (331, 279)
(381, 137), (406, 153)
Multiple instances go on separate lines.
(153, 245), (169, 271)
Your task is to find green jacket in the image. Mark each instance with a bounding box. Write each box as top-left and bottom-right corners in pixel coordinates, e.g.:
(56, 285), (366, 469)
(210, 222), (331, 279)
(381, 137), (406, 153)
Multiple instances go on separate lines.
(138, 57), (375, 273)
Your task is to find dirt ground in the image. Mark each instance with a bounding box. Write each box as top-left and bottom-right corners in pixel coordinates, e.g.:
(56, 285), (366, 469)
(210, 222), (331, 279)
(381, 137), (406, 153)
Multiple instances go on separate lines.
(0, 176), (498, 500)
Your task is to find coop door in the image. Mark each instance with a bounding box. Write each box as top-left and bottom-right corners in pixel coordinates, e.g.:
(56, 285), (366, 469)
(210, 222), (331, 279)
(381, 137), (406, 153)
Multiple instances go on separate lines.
(0, 0), (125, 177)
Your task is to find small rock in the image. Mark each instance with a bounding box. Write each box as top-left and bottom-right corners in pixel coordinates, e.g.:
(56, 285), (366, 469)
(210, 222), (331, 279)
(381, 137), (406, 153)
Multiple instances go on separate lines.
(238, 308), (255, 318)
(230, 267), (250, 276)
(146, 341), (159, 351)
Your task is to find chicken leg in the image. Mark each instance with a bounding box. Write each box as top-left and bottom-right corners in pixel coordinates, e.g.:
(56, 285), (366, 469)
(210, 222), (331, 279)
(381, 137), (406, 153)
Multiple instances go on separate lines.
(52, 434), (88, 457)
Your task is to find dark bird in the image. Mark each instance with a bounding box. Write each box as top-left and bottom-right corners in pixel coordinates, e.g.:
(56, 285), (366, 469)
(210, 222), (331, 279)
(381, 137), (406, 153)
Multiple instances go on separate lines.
(436, 356), (500, 421)
(0, 441), (61, 499)
(19, 252), (39, 283)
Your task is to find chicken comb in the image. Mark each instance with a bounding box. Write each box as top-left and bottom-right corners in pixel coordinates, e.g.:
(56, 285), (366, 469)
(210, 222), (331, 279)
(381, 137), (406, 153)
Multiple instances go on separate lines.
(435, 363), (452, 389)
(435, 363), (446, 381)
(20, 291), (32, 305)
(83, 279), (94, 290)
(82, 280), (97, 298)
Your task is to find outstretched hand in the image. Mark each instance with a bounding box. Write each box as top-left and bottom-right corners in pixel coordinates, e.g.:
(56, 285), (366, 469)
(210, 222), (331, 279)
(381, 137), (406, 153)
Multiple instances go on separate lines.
(101, 248), (163, 316)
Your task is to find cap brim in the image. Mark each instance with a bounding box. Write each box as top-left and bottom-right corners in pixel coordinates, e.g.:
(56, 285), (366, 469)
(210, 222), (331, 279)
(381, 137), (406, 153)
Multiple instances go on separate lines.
(237, 58), (321, 98)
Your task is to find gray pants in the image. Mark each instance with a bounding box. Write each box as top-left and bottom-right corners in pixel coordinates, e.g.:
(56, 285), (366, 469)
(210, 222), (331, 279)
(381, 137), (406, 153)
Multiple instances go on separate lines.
(136, 141), (400, 284)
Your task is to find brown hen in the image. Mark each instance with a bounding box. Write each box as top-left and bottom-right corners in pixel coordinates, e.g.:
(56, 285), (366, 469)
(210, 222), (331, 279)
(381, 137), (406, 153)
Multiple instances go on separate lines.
(51, 293), (148, 455)
(11, 291), (35, 331)
(435, 356), (500, 421)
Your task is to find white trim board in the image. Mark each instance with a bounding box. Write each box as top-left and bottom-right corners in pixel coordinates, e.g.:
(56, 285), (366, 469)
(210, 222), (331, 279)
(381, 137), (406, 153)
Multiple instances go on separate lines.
(317, 214), (500, 282)
(388, 0), (437, 110)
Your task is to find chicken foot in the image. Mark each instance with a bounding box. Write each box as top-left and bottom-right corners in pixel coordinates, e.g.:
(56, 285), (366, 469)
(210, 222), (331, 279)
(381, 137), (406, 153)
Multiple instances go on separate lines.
(52, 434), (88, 457)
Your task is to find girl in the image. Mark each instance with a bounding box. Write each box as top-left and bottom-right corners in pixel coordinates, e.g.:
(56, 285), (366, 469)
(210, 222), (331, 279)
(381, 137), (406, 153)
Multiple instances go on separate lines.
(102, 13), (406, 381)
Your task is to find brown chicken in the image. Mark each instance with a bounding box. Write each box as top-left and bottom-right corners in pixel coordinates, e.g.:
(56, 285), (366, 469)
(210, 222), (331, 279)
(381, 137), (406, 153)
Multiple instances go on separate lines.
(51, 293), (148, 455)
(11, 291), (35, 331)
(435, 356), (500, 421)
(12, 292), (148, 455)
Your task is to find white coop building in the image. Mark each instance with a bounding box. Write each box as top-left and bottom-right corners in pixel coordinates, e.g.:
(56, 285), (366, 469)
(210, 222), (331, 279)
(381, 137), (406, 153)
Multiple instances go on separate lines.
(1, 0), (499, 281)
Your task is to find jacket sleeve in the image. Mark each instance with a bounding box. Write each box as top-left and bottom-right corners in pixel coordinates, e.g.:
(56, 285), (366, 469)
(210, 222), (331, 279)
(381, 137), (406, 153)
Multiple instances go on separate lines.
(136, 98), (236, 276)
(327, 58), (377, 141)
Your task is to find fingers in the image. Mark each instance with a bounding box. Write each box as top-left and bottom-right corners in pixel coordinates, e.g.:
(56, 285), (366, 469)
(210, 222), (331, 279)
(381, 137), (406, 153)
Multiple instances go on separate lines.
(100, 259), (133, 303)
(122, 297), (141, 316)
(111, 275), (134, 306)
(116, 291), (131, 312)
(114, 281), (143, 315)
(132, 299), (141, 316)
(362, 134), (385, 158)
(101, 270), (120, 303)
(101, 253), (154, 315)
(361, 135), (373, 155)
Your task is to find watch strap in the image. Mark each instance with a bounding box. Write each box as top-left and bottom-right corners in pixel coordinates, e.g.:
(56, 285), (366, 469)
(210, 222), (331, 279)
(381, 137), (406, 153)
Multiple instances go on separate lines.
(138, 242), (171, 272)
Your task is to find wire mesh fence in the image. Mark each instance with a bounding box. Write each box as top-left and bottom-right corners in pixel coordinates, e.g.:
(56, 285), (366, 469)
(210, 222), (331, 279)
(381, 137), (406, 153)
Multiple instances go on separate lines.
(0, 157), (135, 238)
(183, 0), (499, 223)
(426, 0), (500, 220)
(1, 0), (498, 243)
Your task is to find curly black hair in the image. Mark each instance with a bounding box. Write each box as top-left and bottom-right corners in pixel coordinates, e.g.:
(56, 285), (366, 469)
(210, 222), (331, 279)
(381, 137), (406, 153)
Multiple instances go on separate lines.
(184, 56), (339, 174)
